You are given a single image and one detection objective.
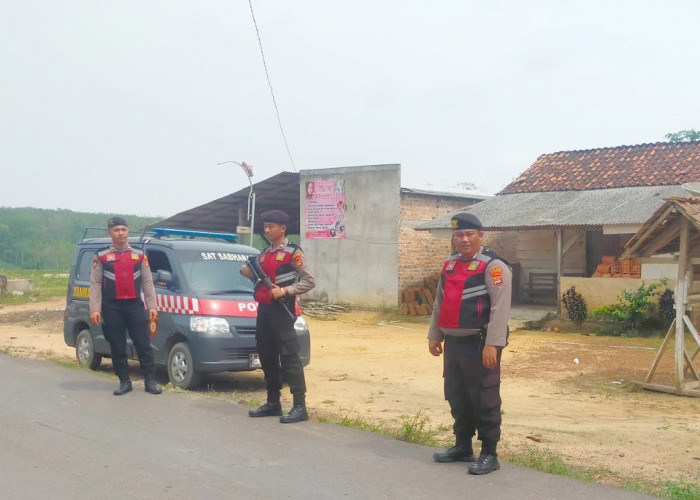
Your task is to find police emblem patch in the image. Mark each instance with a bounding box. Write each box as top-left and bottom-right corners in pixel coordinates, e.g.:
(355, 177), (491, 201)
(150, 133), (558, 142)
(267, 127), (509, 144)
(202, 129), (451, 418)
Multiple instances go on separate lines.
(106, 253), (116, 262)
(275, 252), (285, 261)
(445, 260), (457, 272)
(92, 256), (98, 269)
(468, 261), (479, 271)
(143, 255), (150, 267)
(293, 251), (303, 267)
(489, 268), (503, 286)
(131, 253), (139, 260)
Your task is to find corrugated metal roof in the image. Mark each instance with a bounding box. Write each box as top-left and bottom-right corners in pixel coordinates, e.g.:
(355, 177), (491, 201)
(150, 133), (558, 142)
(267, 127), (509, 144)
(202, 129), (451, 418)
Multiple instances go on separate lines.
(414, 185), (690, 230)
(400, 184), (492, 200)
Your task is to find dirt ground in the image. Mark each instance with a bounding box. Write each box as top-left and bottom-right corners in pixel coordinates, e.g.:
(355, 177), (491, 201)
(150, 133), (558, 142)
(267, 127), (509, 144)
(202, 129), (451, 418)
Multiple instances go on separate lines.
(2, 298), (700, 491)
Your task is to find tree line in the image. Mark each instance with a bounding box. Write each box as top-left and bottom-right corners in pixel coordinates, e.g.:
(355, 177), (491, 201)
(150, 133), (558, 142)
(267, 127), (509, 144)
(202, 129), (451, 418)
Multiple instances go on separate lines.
(0, 207), (161, 270)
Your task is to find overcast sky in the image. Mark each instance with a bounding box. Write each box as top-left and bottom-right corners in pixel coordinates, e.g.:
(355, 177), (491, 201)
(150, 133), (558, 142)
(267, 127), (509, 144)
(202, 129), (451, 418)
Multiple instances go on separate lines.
(2, 1), (700, 217)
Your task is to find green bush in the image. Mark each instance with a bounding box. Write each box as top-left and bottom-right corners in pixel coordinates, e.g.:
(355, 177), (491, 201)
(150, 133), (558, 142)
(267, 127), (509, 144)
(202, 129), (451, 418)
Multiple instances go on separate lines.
(561, 286), (588, 329)
(592, 280), (667, 335)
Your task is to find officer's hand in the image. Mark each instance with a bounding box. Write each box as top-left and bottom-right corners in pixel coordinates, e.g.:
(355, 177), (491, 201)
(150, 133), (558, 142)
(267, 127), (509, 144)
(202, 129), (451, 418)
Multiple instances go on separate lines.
(270, 285), (286, 300)
(90, 311), (101, 326)
(428, 340), (443, 356)
(148, 309), (158, 322)
(482, 345), (498, 369)
(240, 265), (253, 279)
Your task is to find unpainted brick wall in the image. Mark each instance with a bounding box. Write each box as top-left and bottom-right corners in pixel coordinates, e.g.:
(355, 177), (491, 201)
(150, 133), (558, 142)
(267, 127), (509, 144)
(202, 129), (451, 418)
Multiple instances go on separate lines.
(398, 193), (518, 299)
(398, 193), (473, 292)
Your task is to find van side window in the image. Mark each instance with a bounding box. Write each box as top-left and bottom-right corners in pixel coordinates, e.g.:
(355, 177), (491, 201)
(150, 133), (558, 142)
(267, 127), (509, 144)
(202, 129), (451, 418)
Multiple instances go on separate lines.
(146, 250), (172, 274)
(76, 250), (96, 282)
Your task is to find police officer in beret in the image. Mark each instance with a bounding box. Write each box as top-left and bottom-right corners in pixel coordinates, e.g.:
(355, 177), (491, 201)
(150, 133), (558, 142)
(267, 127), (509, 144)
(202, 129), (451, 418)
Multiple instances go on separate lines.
(241, 210), (316, 423)
(89, 217), (162, 396)
(427, 212), (512, 475)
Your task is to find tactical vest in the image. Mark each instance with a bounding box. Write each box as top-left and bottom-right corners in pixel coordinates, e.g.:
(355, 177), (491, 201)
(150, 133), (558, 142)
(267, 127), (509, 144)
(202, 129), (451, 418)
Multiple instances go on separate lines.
(255, 242), (300, 308)
(97, 247), (145, 301)
(438, 248), (507, 330)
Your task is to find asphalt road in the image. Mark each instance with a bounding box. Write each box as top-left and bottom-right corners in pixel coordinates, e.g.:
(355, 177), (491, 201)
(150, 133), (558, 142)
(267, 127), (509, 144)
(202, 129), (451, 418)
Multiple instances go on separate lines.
(0, 354), (654, 500)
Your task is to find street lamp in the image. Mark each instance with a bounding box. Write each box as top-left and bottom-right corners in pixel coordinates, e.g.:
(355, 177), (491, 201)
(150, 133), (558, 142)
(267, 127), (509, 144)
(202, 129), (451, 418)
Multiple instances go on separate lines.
(218, 160), (255, 246)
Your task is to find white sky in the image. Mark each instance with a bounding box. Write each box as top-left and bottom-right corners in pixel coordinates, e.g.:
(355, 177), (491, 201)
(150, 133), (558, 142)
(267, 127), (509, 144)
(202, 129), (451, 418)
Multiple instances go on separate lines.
(2, 1), (700, 217)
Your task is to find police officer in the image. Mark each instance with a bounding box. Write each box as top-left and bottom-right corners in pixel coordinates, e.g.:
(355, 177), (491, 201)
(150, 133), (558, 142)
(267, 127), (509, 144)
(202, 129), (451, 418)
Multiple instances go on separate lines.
(428, 213), (511, 475)
(241, 210), (316, 423)
(89, 217), (162, 396)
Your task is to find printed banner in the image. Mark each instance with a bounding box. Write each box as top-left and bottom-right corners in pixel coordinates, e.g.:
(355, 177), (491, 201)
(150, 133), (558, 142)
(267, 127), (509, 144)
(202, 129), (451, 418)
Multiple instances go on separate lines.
(305, 180), (346, 239)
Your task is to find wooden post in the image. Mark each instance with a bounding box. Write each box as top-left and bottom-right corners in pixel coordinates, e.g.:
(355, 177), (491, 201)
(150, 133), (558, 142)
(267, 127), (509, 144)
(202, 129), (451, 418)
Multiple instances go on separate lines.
(556, 229), (562, 315)
(674, 218), (690, 392)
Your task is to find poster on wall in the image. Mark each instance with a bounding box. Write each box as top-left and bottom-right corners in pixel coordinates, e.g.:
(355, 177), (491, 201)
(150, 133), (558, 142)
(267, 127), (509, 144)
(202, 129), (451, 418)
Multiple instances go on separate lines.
(305, 180), (346, 239)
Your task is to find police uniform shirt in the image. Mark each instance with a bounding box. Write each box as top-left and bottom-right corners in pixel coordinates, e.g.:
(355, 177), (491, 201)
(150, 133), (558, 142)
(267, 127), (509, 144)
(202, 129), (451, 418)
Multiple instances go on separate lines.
(264, 238), (315, 297)
(427, 247), (512, 347)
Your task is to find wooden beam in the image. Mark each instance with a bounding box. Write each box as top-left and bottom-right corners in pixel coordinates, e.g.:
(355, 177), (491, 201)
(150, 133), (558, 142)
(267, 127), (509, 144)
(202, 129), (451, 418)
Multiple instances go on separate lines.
(645, 321), (674, 382)
(674, 218), (690, 391)
(556, 229), (562, 315)
(644, 218), (682, 256)
(633, 381), (700, 398)
(623, 204), (675, 257)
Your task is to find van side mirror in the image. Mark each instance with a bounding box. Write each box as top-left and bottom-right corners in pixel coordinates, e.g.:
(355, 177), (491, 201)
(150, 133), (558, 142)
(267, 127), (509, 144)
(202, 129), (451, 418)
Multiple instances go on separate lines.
(155, 270), (174, 288)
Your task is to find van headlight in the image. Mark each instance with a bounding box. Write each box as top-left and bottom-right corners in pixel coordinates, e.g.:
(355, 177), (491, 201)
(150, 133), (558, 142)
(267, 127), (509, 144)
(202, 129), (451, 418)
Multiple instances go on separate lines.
(190, 316), (230, 334)
(294, 316), (308, 332)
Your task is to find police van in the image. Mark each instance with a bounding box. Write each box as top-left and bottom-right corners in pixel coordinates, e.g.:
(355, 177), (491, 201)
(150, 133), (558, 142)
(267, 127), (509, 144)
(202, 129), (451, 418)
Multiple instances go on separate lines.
(63, 227), (311, 389)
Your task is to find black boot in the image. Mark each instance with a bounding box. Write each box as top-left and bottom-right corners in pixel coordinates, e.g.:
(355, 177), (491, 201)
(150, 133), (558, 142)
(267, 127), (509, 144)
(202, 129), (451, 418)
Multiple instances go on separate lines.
(249, 402), (283, 417)
(280, 394), (308, 423)
(144, 374), (162, 395)
(468, 453), (500, 475)
(433, 443), (476, 463)
(113, 379), (133, 396)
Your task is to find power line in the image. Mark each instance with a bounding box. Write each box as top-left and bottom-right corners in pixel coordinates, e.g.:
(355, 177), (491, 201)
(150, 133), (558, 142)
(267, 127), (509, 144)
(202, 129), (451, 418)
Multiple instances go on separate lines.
(247, 0), (297, 173)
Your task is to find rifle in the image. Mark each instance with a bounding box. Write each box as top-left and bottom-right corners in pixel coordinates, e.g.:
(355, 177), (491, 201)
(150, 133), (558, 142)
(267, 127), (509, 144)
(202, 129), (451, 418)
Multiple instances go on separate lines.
(246, 255), (296, 320)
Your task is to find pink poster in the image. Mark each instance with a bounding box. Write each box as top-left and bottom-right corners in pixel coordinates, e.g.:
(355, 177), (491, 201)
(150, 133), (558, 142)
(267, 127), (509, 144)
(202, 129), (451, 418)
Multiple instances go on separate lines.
(305, 180), (346, 239)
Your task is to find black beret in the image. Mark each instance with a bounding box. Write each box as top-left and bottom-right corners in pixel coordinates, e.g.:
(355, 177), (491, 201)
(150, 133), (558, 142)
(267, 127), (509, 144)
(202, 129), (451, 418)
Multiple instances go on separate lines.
(451, 212), (482, 230)
(108, 216), (128, 228)
(261, 210), (289, 224)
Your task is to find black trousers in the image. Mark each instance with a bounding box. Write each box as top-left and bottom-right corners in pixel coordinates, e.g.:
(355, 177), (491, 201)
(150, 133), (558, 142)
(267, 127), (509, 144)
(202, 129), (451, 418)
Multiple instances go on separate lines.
(101, 299), (155, 381)
(443, 335), (502, 454)
(256, 302), (306, 403)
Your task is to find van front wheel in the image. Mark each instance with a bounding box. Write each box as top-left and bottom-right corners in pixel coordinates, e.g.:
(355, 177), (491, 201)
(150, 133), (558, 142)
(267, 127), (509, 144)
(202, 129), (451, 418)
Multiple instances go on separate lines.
(167, 342), (201, 390)
(76, 330), (102, 370)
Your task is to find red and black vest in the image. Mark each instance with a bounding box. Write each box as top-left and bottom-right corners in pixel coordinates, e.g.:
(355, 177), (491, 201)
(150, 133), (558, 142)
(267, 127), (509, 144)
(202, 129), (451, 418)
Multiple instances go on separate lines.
(438, 248), (506, 330)
(254, 242), (301, 307)
(97, 247), (145, 301)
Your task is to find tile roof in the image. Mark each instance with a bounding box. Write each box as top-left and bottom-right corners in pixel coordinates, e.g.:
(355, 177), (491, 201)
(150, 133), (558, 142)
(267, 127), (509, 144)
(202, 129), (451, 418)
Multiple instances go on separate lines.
(413, 185), (690, 231)
(500, 142), (700, 194)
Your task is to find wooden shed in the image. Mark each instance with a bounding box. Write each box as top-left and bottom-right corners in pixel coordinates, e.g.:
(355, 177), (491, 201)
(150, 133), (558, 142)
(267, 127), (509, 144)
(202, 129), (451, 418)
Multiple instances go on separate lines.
(621, 196), (700, 397)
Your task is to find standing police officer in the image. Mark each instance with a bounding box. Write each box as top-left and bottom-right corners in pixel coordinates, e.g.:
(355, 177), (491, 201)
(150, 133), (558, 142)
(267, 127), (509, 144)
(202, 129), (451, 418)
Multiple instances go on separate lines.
(428, 213), (511, 475)
(89, 217), (162, 396)
(241, 210), (315, 423)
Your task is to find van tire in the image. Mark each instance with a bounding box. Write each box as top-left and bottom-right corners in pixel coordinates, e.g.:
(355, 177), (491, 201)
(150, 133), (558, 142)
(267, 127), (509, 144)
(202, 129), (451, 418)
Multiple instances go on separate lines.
(167, 342), (201, 390)
(76, 329), (102, 370)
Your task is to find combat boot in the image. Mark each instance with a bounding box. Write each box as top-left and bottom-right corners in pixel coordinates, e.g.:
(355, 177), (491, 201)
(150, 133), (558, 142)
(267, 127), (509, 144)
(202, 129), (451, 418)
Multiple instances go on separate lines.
(249, 402), (283, 417)
(113, 379), (133, 396)
(144, 374), (162, 394)
(468, 453), (500, 475)
(280, 394), (308, 423)
(433, 443), (477, 463)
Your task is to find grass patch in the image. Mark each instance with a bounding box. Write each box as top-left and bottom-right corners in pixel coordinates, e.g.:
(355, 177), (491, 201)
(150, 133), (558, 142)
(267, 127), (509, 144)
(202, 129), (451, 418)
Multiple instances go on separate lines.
(664, 480), (700, 500)
(0, 269), (68, 306)
(335, 410), (440, 447)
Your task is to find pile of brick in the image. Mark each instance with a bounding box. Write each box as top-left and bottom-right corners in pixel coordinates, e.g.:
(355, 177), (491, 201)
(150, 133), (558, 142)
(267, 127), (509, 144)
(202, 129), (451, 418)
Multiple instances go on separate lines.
(400, 275), (439, 316)
(591, 255), (641, 278)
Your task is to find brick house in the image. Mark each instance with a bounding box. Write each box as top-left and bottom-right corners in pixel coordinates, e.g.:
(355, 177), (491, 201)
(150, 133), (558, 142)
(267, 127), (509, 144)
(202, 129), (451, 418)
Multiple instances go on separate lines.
(415, 142), (700, 307)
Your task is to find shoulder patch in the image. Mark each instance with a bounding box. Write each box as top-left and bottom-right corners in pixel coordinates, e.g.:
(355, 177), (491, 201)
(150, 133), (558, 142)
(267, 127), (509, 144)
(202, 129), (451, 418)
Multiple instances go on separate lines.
(489, 268), (503, 286)
(293, 250), (304, 267)
(92, 255), (98, 269)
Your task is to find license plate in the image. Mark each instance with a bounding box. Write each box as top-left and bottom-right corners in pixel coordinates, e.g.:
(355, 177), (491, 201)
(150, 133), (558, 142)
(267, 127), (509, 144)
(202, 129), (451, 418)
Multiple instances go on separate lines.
(249, 353), (261, 369)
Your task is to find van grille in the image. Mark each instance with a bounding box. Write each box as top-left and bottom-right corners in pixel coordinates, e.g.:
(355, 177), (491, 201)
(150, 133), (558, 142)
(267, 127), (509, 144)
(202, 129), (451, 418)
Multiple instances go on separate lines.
(222, 347), (257, 360)
(234, 327), (256, 336)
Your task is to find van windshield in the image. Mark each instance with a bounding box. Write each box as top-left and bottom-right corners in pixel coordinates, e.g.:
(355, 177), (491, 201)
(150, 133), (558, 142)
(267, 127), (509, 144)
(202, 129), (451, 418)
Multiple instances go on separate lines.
(177, 250), (255, 295)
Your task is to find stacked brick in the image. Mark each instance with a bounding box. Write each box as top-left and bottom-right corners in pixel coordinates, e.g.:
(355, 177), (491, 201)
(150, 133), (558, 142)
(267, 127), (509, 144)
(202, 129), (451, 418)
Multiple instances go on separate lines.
(592, 255), (641, 278)
(400, 274), (439, 316)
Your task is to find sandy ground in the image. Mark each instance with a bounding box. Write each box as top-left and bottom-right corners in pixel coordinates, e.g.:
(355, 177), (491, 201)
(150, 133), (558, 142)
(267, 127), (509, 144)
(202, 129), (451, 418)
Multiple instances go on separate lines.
(2, 298), (700, 490)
